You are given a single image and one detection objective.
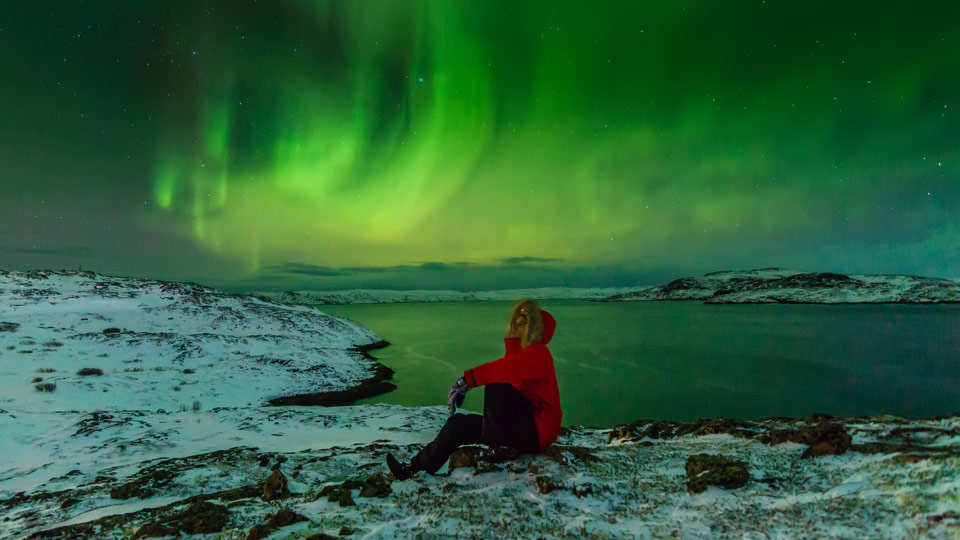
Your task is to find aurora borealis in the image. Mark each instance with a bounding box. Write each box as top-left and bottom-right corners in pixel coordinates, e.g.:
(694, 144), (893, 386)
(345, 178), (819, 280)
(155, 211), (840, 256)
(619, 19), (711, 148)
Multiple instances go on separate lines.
(1, 1), (958, 291)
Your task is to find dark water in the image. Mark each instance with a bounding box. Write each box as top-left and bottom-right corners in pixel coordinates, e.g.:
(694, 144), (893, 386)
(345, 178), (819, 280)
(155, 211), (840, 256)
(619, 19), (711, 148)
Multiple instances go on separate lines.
(318, 300), (960, 427)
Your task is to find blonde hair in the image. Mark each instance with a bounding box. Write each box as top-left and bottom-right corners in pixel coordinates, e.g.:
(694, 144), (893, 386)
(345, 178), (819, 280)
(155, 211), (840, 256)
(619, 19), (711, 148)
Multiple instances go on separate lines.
(505, 298), (543, 348)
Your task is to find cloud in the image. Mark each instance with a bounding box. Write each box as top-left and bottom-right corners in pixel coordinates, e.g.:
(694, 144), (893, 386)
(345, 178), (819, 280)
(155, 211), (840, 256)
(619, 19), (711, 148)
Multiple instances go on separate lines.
(418, 262), (449, 271)
(341, 266), (398, 274)
(0, 246), (100, 257)
(266, 263), (343, 276)
(220, 257), (671, 293)
(499, 256), (565, 265)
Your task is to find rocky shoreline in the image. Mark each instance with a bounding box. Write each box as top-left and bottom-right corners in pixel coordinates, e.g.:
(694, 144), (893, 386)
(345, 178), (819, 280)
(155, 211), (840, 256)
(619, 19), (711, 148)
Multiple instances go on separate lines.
(0, 269), (399, 411)
(3, 407), (957, 539)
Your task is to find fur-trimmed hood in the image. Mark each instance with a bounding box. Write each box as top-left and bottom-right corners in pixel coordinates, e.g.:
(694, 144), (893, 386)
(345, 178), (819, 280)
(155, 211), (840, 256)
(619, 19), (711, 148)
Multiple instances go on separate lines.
(539, 310), (556, 346)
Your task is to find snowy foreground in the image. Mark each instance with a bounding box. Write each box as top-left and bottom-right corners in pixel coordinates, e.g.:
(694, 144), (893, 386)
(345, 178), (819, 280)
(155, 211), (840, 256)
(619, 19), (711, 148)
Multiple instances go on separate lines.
(2, 270), (959, 539)
(2, 406), (959, 539)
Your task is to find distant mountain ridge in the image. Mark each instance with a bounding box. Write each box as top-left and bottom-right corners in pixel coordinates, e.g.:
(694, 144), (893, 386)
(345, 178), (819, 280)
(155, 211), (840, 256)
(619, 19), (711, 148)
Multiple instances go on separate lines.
(257, 268), (960, 305)
(258, 286), (647, 305)
(604, 268), (960, 304)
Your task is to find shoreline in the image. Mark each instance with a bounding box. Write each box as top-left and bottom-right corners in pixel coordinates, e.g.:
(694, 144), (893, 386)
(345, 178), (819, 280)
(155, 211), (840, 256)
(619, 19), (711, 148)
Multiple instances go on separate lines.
(267, 340), (397, 407)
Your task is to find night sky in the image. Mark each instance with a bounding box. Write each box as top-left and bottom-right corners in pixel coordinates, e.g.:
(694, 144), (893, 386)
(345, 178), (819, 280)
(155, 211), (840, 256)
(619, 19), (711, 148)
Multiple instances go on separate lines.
(2, 1), (957, 292)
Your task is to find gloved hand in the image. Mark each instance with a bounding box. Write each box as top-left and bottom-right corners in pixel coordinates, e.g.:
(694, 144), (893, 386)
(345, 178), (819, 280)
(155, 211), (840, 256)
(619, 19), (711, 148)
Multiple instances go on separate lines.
(447, 376), (468, 415)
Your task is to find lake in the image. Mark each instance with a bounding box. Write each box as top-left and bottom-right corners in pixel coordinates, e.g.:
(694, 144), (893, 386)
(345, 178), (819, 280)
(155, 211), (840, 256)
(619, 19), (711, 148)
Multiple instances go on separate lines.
(318, 300), (960, 427)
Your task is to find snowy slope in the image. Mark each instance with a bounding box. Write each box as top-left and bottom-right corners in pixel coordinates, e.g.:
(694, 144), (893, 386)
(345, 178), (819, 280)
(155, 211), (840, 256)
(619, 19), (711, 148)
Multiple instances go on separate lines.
(2, 405), (957, 539)
(0, 270), (385, 414)
(605, 269), (960, 303)
(259, 286), (649, 305)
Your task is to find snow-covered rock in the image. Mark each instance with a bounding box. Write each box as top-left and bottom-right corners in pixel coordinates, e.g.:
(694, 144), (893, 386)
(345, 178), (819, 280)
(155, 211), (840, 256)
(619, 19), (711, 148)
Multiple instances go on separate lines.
(2, 405), (957, 539)
(258, 286), (647, 305)
(604, 268), (960, 304)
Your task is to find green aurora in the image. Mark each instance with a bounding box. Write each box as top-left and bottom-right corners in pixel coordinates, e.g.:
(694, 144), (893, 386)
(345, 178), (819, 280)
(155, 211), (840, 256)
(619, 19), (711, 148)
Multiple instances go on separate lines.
(1, 1), (958, 291)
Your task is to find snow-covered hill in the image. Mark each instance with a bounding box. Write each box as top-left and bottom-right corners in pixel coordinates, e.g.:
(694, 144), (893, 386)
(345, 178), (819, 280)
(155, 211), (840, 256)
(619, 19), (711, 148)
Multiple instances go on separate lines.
(258, 286), (648, 305)
(604, 268), (960, 303)
(0, 270), (389, 414)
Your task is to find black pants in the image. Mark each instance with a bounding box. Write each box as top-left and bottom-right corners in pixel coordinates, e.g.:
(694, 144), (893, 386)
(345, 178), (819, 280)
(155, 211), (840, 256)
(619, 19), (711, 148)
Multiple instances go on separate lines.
(410, 383), (539, 474)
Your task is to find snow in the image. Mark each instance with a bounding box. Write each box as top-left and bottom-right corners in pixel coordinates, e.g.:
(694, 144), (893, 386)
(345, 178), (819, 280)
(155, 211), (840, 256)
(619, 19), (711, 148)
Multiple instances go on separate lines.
(2, 269), (958, 539)
(607, 269), (960, 304)
(0, 270), (383, 415)
(259, 269), (960, 306)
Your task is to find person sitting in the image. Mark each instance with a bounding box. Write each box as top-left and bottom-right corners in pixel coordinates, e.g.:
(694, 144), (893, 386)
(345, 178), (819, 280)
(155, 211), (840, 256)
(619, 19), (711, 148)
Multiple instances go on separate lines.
(386, 298), (562, 479)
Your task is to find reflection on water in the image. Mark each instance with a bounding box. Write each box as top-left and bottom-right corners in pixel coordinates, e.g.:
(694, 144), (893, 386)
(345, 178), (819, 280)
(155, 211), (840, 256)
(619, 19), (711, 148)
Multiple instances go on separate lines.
(319, 300), (960, 427)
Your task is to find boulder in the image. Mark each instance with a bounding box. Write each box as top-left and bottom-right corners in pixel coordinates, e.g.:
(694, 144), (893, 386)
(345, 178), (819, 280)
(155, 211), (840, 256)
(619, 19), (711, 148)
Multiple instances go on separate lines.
(136, 501), (228, 537)
(685, 454), (750, 493)
(267, 507), (307, 528)
(801, 423), (852, 458)
(448, 445), (484, 470)
(359, 473), (392, 498)
(262, 469), (290, 501)
(336, 489), (356, 507)
(761, 422), (852, 457)
(246, 524), (272, 540)
(535, 475), (559, 494)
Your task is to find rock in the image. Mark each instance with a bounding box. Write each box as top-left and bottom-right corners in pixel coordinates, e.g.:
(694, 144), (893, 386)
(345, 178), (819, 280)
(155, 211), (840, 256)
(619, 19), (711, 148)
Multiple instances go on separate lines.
(801, 424), (852, 458)
(0, 322), (19, 332)
(322, 483), (359, 507)
(247, 524), (272, 540)
(136, 502), (228, 537)
(102, 327), (121, 334)
(320, 479), (363, 498)
(336, 489), (356, 507)
(476, 461), (501, 474)
(359, 472), (392, 498)
(263, 469), (290, 501)
(170, 501), (230, 534)
(571, 484), (594, 498)
(110, 468), (175, 500)
(535, 475), (559, 494)
(339, 525), (355, 535)
(305, 533), (339, 540)
(612, 418), (760, 443)
(135, 522), (176, 538)
(448, 445), (483, 470)
(760, 422), (852, 458)
(685, 454), (750, 493)
(544, 444), (600, 465)
(258, 454), (271, 467)
(267, 507), (307, 528)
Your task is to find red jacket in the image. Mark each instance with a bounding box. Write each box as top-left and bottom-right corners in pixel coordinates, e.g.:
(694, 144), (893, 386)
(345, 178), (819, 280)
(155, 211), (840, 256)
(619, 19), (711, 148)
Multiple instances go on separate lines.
(463, 310), (562, 451)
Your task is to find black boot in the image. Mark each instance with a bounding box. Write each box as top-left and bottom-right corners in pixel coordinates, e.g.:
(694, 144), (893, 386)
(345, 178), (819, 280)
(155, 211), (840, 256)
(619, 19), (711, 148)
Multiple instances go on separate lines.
(386, 453), (414, 481)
